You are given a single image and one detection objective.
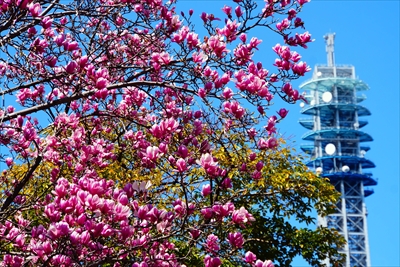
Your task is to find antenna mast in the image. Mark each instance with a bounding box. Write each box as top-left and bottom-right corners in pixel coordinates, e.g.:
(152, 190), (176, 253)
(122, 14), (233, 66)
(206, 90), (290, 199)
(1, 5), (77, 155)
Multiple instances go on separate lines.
(324, 33), (336, 67)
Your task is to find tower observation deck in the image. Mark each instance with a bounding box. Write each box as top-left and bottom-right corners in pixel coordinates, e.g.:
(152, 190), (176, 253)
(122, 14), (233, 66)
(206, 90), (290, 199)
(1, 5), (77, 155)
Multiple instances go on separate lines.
(298, 33), (377, 267)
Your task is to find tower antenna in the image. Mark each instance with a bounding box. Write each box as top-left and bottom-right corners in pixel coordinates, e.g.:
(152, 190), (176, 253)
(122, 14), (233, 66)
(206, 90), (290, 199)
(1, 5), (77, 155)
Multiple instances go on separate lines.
(324, 33), (336, 67)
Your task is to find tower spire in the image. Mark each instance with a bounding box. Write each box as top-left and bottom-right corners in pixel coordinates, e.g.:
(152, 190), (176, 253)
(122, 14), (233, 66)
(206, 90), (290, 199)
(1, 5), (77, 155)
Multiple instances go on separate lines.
(324, 33), (335, 67)
(299, 34), (377, 267)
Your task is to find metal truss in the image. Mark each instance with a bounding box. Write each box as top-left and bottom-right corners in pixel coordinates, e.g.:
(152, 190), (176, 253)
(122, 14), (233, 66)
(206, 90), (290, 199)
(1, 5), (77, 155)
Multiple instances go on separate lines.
(321, 180), (370, 267)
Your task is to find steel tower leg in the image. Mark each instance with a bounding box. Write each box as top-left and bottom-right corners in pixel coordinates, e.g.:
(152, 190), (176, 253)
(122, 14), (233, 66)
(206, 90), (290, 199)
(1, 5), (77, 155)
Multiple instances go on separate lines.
(321, 180), (370, 267)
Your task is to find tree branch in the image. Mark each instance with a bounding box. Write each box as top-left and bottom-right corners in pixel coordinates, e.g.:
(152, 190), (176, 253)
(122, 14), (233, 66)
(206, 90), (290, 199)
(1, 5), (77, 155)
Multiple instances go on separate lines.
(1, 155), (42, 212)
(0, 81), (195, 123)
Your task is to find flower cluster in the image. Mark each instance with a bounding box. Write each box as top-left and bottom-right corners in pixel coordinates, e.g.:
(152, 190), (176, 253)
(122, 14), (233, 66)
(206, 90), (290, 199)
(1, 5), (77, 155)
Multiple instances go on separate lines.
(0, 0), (312, 266)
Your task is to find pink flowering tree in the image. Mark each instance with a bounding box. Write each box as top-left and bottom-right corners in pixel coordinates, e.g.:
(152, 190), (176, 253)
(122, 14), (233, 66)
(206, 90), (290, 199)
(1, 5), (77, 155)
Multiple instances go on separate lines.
(0, 0), (345, 266)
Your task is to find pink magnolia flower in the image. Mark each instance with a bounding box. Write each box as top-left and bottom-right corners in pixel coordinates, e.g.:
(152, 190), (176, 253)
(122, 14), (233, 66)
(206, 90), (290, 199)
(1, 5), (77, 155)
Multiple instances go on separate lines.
(288, 8), (297, 20)
(277, 108), (289, 118)
(292, 61), (311, 76)
(281, 83), (293, 96)
(54, 34), (65, 46)
(222, 5), (232, 16)
(194, 110), (202, 118)
(190, 229), (201, 239)
(244, 251), (257, 263)
(41, 17), (53, 29)
(2, 255), (24, 267)
(276, 18), (290, 32)
(252, 170), (262, 180)
(186, 32), (199, 49)
(60, 17), (68, 24)
(132, 181), (152, 193)
(176, 145), (189, 158)
(198, 87), (207, 98)
(202, 184), (212, 197)
(240, 163), (247, 172)
(234, 44), (251, 65)
(204, 255), (222, 267)
(45, 56), (57, 67)
(294, 17), (304, 28)
(254, 260), (275, 267)
(264, 116), (277, 135)
(200, 12), (208, 23)
(239, 33), (247, 42)
(247, 128), (257, 138)
(208, 35), (228, 58)
(64, 41), (79, 51)
(249, 37), (262, 49)
(31, 37), (48, 54)
(27, 27), (37, 38)
(274, 58), (291, 71)
(280, 0), (291, 7)
(221, 178), (232, 189)
(145, 146), (160, 161)
(297, 0), (310, 5)
(205, 234), (220, 252)
(5, 157), (13, 167)
(291, 89), (300, 101)
(267, 137), (278, 149)
(212, 202), (234, 219)
(197, 153), (218, 173)
(256, 161), (264, 171)
(257, 105), (264, 114)
(295, 31), (314, 48)
(95, 77), (108, 89)
(227, 232), (244, 248)
(176, 158), (187, 172)
(223, 101), (245, 119)
(201, 207), (214, 220)
(65, 61), (78, 74)
(222, 87), (233, 99)
(232, 207), (255, 226)
(217, 19), (239, 42)
(290, 51), (302, 63)
(28, 3), (41, 17)
(257, 138), (268, 150)
(235, 6), (243, 17)
(17, 0), (30, 9)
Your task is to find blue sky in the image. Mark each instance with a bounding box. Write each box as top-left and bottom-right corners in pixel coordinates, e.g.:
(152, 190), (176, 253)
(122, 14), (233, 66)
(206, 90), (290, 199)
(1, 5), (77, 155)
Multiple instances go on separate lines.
(179, 0), (399, 266)
(279, 1), (400, 266)
(275, 2), (400, 267)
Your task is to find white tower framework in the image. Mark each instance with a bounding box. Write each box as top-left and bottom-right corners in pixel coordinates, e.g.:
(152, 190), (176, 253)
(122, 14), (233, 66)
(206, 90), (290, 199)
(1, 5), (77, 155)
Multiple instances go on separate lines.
(298, 34), (377, 267)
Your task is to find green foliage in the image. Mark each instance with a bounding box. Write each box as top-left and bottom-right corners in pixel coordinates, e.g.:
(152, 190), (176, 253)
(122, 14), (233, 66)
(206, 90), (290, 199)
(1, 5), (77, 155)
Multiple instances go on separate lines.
(213, 136), (346, 266)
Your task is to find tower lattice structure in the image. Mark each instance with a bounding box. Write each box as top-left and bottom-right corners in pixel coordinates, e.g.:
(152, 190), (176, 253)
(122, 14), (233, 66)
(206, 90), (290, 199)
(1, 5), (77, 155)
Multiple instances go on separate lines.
(298, 33), (377, 267)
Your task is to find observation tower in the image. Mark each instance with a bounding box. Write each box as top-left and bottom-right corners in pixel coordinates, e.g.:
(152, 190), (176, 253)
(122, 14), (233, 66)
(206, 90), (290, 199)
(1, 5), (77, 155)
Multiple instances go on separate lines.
(298, 33), (377, 267)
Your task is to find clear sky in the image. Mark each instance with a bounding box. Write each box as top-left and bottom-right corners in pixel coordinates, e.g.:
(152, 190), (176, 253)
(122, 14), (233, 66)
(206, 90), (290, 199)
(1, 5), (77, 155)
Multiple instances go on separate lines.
(279, 1), (400, 266)
(178, 0), (399, 266)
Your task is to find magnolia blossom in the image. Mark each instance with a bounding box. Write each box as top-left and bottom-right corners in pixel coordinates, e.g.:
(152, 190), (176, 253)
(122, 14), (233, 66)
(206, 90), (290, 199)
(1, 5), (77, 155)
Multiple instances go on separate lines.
(227, 232), (244, 248)
(176, 158), (187, 172)
(204, 255), (222, 267)
(197, 153), (218, 174)
(232, 207), (255, 226)
(277, 108), (289, 118)
(254, 260), (275, 267)
(0, 0), (313, 265)
(202, 184), (212, 197)
(244, 251), (257, 263)
(205, 234), (220, 252)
